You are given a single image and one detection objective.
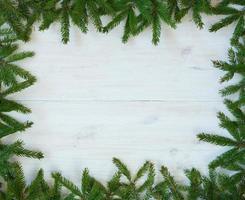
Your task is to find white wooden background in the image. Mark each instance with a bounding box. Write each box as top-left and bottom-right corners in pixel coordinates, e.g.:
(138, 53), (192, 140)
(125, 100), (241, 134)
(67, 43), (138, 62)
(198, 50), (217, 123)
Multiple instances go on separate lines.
(5, 14), (235, 184)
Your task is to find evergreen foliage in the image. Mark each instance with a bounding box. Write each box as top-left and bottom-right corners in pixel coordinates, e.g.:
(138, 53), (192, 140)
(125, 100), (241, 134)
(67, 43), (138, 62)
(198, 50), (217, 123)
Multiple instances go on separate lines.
(1, 159), (245, 200)
(197, 36), (245, 198)
(168, 0), (212, 29)
(210, 0), (245, 44)
(197, 39), (245, 167)
(103, 0), (176, 45)
(0, 163), (63, 200)
(0, 0), (218, 45)
(0, 0), (244, 199)
(0, 22), (43, 187)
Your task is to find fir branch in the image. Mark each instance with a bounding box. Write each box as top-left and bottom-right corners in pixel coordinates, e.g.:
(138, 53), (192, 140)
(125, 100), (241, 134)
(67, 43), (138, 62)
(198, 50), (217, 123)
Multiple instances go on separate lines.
(0, 0), (29, 41)
(0, 24), (43, 187)
(0, 113), (33, 138)
(178, 0), (212, 29)
(5, 51), (34, 63)
(184, 168), (202, 200)
(107, 171), (121, 196)
(113, 157), (131, 181)
(160, 166), (184, 200)
(198, 133), (241, 147)
(104, 0), (176, 45)
(210, 1), (245, 43)
(52, 172), (83, 197)
(0, 99), (31, 114)
(53, 169), (106, 200)
(217, 112), (241, 141)
(70, 0), (89, 34)
(61, 0), (71, 44)
(209, 148), (245, 169)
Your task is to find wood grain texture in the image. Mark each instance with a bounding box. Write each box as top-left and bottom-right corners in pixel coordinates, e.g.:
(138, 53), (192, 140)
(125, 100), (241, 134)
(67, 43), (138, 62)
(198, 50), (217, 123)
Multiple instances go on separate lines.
(6, 14), (235, 184)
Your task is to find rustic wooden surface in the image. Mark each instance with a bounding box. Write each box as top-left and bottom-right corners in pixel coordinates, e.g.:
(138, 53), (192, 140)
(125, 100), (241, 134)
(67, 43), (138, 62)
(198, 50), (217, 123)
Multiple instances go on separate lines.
(5, 14), (234, 184)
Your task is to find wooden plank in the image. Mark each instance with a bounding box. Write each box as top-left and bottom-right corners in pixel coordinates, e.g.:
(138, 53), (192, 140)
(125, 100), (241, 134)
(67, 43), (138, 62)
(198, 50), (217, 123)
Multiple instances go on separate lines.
(13, 15), (233, 101)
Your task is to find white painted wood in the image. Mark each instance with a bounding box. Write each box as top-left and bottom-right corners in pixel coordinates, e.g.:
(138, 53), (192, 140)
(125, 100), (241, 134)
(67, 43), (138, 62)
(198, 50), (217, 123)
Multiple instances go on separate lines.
(6, 14), (235, 184)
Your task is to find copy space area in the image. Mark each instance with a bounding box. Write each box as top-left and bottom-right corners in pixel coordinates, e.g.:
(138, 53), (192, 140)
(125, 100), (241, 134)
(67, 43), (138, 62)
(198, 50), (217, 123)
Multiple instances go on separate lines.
(6, 15), (233, 184)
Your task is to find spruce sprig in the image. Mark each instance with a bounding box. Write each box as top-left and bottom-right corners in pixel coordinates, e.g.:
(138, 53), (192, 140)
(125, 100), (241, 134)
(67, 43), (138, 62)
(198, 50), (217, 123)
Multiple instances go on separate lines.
(212, 39), (245, 106)
(200, 169), (245, 199)
(197, 38), (245, 175)
(112, 158), (155, 199)
(103, 0), (144, 43)
(0, 24), (43, 184)
(210, 0), (245, 44)
(52, 169), (106, 200)
(184, 168), (202, 200)
(0, 0), (30, 41)
(179, 0), (212, 29)
(38, 0), (114, 44)
(103, 0), (176, 45)
(159, 166), (184, 200)
(0, 163), (62, 200)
